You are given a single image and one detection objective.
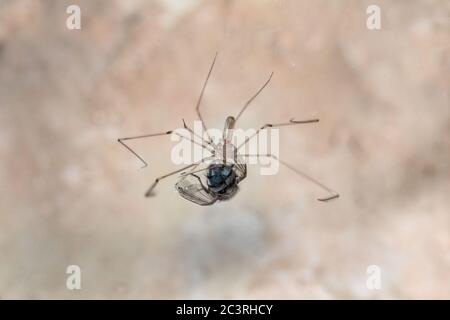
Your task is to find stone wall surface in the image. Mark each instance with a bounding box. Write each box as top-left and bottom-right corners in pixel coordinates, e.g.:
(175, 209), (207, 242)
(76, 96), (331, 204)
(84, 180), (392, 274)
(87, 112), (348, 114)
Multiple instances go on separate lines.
(0, 0), (448, 299)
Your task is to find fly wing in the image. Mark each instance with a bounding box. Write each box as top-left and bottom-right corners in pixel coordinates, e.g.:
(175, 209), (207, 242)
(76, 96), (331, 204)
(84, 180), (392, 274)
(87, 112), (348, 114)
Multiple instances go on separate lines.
(175, 173), (217, 206)
(233, 153), (247, 182)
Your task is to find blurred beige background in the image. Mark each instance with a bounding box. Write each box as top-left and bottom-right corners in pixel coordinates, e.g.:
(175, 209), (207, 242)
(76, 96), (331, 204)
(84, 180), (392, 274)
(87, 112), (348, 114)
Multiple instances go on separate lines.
(0, 0), (449, 299)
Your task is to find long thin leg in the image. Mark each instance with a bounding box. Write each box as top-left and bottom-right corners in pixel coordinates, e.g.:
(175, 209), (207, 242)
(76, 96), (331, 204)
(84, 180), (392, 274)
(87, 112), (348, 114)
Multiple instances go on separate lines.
(236, 118), (319, 151)
(118, 131), (173, 168)
(173, 131), (215, 153)
(195, 52), (218, 143)
(242, 153), (339, 202)
(235, 72), (274, 123)
(145, 157), (213, 197)
(179, 160), (207, 177)
(182, 119), (213, 147)
(180, 165), (211, 177)
(118, 129), (214, 168)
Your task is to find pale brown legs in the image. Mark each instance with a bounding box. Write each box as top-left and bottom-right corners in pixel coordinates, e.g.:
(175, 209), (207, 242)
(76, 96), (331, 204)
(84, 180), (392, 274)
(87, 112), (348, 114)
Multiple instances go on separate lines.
(242, 153), (339, 202)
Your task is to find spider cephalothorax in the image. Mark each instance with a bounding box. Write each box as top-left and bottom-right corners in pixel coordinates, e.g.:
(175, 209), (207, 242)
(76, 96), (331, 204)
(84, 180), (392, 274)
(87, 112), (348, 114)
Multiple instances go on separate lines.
(118, 52), (339, 206)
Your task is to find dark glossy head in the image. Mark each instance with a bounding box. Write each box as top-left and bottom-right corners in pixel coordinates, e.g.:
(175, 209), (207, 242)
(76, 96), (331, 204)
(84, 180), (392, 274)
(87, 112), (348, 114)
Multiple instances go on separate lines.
(206, 163), (237, 197)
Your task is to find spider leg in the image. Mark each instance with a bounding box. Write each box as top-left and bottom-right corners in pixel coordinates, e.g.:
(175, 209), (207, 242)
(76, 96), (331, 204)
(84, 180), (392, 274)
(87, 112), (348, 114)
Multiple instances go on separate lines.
(234, 71), (274, 123)
(195, 52), (218, 144)
(242, 153), (339, 202)
(145, 157), (213, 197)
(119, 53), (219, 168)
(236, 118), (319, 152)
(182, 119), (213, 147)
(118, 129), (214, 168)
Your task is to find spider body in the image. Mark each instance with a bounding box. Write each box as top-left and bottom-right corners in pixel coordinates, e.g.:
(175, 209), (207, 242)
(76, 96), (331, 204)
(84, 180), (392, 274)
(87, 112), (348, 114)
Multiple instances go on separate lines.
(118, 53), (339, 206)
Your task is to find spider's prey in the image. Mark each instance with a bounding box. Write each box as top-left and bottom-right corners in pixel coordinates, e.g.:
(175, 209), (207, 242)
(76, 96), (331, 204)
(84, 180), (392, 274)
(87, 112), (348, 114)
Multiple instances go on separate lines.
(118, 53), (339, 206)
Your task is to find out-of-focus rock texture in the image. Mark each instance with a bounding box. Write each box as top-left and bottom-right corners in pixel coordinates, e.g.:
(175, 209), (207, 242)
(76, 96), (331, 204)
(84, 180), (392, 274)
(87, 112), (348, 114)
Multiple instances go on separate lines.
(0, 0), (449, 299)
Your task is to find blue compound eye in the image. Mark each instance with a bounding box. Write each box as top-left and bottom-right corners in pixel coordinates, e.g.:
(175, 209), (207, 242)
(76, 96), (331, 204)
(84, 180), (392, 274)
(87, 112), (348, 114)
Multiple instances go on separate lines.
(222, 166), (231, 177)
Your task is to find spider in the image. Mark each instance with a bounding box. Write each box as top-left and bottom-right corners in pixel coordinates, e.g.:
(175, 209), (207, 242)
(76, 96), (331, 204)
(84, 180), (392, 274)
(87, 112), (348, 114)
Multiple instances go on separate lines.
(118, 53), (339, 205)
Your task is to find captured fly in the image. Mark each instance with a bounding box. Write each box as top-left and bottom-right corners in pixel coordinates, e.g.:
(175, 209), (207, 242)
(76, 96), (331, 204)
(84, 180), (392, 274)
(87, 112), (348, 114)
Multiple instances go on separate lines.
(118, 53), (339, 206)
